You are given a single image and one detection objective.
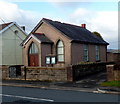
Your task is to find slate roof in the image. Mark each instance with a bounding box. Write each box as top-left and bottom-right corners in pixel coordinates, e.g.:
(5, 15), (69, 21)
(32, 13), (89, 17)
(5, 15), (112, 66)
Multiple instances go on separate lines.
(42, 18), (109, 45)
(0, 22), (13, 31)
(32, 33), (53, 44)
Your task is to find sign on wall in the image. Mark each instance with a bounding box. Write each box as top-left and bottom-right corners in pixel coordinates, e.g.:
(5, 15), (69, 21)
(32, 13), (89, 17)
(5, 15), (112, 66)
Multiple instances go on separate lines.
(46, 56), (56, 65)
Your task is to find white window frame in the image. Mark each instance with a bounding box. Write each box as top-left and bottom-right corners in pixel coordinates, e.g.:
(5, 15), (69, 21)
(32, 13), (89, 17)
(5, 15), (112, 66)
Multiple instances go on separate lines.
(57, 40), (64, 62)
(95, 45), (100, 61)
(83, 44), (89, 62)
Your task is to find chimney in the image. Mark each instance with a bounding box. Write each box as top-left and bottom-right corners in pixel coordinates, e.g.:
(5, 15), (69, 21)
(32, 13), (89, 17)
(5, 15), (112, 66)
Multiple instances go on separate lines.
(21, 26), (25, 31)
(81, 24), (86, 28)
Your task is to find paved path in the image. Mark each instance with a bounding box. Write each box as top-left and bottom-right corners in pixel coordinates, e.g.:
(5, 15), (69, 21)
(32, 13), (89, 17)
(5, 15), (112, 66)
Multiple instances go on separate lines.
(1, 72), (120, 94)
(2, 86), (119, 103)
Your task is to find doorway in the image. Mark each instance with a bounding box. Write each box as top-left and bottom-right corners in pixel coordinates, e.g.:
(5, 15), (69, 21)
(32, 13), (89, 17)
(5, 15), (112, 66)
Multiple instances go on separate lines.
(28, 42), (39, 66)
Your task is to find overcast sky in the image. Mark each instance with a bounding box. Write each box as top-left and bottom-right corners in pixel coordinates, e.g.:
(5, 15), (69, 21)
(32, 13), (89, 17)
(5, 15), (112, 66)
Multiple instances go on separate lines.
(0, 0), (118, 49)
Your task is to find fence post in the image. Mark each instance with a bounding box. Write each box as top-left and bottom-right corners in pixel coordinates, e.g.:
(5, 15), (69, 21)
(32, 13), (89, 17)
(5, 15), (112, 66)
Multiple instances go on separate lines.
(67, 66), (73, 82)
(24, 66), (27, 80)
(106, 65), (115, 81)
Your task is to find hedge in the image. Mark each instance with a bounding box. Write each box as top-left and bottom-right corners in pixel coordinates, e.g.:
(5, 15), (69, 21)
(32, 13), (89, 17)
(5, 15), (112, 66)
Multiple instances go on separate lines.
(72, 62), (115, 81)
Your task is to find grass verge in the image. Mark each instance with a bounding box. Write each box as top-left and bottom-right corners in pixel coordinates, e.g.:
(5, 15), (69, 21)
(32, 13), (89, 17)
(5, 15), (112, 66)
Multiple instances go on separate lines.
(101, 81), (120, 87)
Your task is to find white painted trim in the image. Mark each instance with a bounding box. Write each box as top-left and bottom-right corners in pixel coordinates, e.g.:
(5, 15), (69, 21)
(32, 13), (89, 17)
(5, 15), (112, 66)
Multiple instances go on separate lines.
(31, 35), (41, 43)
(0, 22), (28, 36)
(0, 22), (14, 34)
(24, 34), (41, 45)
(14, 23), (28, 36)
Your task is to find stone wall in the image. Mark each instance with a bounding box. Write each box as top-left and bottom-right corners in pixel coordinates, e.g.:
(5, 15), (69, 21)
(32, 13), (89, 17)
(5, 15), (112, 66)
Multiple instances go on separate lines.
(0, 66), (9, 79)
(25, 67), (68, 81)
(106, 64), (120, 81)
(0, 66), (69, 82)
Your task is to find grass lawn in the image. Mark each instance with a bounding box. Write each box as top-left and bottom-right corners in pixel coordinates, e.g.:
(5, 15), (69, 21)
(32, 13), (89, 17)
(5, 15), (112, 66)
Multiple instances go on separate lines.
(101, 81), (120, 87)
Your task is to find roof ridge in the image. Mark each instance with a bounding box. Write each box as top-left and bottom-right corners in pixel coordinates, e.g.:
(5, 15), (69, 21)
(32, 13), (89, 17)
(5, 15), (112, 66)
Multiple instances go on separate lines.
(43, 18), (82, 28)
(0, 22), (13, 25)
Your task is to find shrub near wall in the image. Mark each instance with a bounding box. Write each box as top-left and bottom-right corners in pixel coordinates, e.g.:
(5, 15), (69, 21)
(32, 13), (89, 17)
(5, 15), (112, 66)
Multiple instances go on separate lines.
(72, 62), (114, 81)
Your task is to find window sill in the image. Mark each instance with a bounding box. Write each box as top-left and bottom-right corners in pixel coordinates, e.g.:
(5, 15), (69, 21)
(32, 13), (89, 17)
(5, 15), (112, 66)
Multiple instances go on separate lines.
(57, 62), (65, 64)
(96, 60), (101, 62)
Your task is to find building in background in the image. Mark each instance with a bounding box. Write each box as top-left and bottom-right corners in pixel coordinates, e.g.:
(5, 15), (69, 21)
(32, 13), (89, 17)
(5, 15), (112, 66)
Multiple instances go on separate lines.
(107, 49), (120, 62)
(0, 22), (27, 68)
(22, 18), (109, 67)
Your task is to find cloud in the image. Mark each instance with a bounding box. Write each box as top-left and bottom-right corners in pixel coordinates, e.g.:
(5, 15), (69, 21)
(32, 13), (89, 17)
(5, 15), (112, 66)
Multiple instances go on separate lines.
(0, 1), (42, 33)
(69, 8), (118, 49)
(0, 1), (118, 49)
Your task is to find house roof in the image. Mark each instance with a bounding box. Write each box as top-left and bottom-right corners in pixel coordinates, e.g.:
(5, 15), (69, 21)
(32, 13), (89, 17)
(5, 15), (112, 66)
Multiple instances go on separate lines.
(107, 49), (120, 53)
(22, 33), (53, 45)
(0, 22), (28, 37)
(36, 18), (108, 45)
(33, 33), (53, 43)
(0, 22), (13, 31)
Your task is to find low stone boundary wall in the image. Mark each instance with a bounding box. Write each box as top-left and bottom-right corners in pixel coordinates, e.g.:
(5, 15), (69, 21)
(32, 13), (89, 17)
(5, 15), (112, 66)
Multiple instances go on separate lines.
(24, 67), (68, 81)
(106, 64), (120, 81)
(0, 66), (9, 79)
(1, 62), (118, 82)
(0, 66), (70, 82)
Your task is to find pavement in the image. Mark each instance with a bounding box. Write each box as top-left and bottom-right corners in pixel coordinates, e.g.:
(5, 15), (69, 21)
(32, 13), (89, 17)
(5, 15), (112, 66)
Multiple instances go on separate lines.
(1, 72), (120, 95)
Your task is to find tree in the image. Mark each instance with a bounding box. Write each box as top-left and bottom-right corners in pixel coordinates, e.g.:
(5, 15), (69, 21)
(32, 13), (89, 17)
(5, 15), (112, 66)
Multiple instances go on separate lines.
(92, 31), (103, 40)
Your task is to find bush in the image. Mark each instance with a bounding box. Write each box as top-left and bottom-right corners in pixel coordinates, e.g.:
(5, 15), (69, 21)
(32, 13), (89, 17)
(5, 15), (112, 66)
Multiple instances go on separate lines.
(72, 62), (114, 81)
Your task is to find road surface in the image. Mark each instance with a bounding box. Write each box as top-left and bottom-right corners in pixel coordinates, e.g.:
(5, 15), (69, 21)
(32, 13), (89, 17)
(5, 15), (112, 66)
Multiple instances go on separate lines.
(1, 86), (119, 103)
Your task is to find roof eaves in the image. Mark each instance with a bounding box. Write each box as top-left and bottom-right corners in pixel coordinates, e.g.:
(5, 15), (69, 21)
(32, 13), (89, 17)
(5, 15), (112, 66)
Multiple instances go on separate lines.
(22, 34), (41, 46)
(0, 22), (28, 37)
(0, 22), (14, 34)
(71, 40), (109, 45)
(14, 23), (28, 36)
(30, 19), (43, 34)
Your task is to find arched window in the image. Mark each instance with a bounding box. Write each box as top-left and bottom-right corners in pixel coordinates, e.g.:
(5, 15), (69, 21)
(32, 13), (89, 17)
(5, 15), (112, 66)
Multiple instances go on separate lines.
(28, 42), (39, 66)
(29, 42), (38, 54)
(57, 40), (64, 62)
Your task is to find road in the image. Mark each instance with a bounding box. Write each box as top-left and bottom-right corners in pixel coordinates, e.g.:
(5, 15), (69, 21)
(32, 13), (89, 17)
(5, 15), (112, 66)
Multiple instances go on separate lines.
(1, 86), (119, 103)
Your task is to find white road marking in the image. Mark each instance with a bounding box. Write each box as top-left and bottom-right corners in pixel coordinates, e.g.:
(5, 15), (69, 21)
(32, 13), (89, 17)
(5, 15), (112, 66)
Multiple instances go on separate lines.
(0, 94), (54, 102)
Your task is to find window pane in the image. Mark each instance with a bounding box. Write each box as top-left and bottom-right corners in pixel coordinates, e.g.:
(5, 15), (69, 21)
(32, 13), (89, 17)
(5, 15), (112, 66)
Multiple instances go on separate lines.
(51, 57), (56, 64)
(83, 44), (88, 61)
(84, 51), (88, 55)
(57, 40), (64, 62)
(84, 45), (88, 50)
(34, 43), (38, 53)
(46, 57), (50, 64)
(58, 55), (64, 62)
(57, 47), (64, 54)
(84, 56), (88, 62)
(58, 41), (63, 47)
(29, 43), (38, 54)
(95, 45), (100, 60)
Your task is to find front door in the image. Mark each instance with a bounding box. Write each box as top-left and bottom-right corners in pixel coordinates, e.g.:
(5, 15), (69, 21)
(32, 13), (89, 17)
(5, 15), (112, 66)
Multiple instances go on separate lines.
(28, 54), (39, 66)
(28, 42), (39, 66)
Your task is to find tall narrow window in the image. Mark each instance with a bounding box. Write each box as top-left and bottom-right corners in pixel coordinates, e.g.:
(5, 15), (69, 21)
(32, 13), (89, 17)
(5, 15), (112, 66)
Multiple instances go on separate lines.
(29, 42), (38, 54)
(57, 40), (64, 62)
(83, 44), (89, 62)
(95, 45), (100, 61)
